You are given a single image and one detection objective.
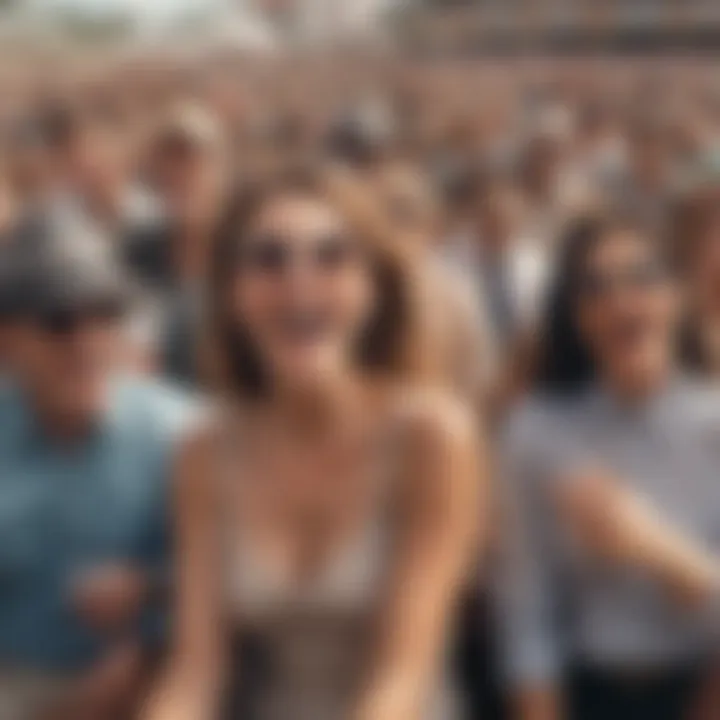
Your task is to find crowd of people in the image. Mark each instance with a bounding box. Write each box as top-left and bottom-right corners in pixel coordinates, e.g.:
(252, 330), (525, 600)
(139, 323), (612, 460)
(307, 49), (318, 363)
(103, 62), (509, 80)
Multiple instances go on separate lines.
(0, 51), (719, 720)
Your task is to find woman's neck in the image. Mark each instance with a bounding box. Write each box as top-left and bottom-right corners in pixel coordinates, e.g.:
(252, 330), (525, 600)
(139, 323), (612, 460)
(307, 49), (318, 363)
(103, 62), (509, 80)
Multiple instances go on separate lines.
(697, 319), (720, 373)
(603, 361), (674, 407)
(269, 372), (367, 440)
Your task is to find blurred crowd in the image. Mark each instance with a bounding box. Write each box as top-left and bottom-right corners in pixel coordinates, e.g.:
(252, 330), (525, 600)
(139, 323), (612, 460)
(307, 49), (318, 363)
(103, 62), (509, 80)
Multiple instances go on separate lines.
(0, 52), (719, 720)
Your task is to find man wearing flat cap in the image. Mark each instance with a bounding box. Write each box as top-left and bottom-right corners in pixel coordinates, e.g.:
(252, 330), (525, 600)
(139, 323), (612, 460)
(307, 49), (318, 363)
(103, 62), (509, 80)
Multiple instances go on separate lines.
(0, 212), (195, 719)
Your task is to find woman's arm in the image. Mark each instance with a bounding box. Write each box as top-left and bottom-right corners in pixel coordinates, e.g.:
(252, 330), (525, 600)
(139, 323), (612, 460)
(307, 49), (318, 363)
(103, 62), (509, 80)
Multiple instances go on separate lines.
(353, 394), (486, 720)
(142, 432), (226, 720)
(494, 409), (565, 720)
(554, 471), (720, 607)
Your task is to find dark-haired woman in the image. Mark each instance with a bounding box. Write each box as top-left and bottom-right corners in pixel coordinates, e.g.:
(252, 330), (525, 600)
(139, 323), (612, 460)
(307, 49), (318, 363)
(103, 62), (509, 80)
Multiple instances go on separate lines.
(497, 217), (720, 720)
(144, 168), (486, 720)
(674, 185), (720, 380)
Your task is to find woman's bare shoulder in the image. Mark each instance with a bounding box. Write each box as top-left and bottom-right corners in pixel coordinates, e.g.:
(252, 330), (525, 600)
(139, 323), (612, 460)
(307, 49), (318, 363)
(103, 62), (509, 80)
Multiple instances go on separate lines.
(173, 405), (227, 503)
(385, 385), (478, 454)
(383, 387), (481, 515)
(176, 397), (247, 459)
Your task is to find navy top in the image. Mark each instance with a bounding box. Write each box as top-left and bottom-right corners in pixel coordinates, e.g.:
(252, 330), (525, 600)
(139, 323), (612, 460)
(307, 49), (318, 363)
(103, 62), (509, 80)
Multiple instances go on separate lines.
(0, 375), (194, 672)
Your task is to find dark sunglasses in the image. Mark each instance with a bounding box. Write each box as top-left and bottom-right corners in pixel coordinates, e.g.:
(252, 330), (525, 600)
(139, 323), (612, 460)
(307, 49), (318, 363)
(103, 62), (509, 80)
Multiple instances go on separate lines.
(238, 232), (361, 275)
(577, 261), (669, 300)
(32, 303), (124, 337)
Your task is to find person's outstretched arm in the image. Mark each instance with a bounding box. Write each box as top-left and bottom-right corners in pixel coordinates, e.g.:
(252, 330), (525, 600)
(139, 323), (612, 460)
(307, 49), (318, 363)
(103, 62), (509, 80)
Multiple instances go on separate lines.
(553, 471), (720, 608)
(142, 432), (226, 720)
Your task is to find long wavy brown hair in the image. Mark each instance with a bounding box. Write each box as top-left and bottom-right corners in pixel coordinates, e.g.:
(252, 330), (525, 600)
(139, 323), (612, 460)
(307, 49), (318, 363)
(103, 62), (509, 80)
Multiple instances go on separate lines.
(205, 165), (436, 399)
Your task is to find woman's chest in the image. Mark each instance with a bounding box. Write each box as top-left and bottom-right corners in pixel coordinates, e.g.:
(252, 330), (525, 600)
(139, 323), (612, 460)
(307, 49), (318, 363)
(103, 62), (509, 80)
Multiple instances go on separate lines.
(222, 445), (391, 620)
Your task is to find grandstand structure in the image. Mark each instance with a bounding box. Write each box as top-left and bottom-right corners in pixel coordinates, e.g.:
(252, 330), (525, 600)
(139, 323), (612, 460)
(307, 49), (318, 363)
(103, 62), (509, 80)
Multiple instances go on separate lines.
(400, 0), (720, 53)
(234, 0), (398, 44)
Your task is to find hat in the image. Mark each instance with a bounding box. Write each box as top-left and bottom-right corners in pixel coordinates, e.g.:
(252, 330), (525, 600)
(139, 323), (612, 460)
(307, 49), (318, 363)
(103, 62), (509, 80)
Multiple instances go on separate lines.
(0, 208), (132, 319)
(155, 103), (224, 154)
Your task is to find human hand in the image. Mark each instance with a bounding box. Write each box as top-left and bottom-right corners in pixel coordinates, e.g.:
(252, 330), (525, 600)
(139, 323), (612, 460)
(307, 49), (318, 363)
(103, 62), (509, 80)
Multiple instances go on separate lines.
(72, 565), (149, 633)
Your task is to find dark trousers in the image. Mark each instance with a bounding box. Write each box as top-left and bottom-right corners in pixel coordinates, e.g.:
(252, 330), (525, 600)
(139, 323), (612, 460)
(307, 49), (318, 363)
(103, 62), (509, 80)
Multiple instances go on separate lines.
(454, 592), (506, 720)
(568, 663), (703, 720)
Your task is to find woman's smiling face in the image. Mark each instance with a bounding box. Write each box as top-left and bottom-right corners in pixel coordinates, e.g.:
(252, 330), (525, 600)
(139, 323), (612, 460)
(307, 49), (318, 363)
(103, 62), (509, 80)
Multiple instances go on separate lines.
(575, 228), (679, 390)
(228, 192), (377, 390)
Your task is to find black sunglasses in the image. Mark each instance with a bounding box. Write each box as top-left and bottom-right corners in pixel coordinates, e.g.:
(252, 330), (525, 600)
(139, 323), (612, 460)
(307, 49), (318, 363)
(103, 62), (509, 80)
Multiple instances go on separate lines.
(238, 232), (361, 275)
(577, 260), (669, 300)
(32, 303), (124, 337)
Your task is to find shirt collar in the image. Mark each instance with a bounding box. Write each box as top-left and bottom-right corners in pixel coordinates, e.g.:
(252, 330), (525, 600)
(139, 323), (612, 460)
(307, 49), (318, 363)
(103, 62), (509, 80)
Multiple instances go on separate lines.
(6, 376), (124, 457)
(586, 373), (687, 425)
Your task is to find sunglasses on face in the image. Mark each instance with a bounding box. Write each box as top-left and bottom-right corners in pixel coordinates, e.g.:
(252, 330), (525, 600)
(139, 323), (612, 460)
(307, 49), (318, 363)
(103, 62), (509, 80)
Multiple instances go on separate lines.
(238, 232), (361, 275)
(577, 261), (669, 300)
(32, 304), (123, 337)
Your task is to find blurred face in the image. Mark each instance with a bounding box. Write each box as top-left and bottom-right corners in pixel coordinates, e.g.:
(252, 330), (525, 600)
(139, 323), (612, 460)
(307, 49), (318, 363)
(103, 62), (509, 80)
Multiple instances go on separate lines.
(629, 133), (670, 186)
(5, 309), (122, 425)
(476, 182), (523, 249)
(575, 229), (679, 394)
(9, 144), (53, 202)
(524, 137), (562, 194)
(229, 193), (377, 390)
(62, 127), (129, 197)
(153, 141), (224, 222)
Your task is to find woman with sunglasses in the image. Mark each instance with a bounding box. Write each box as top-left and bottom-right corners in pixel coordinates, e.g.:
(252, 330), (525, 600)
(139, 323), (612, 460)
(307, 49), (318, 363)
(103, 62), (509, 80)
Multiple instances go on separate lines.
(145, 167), (485, 720)
(497, 217), (720, 720)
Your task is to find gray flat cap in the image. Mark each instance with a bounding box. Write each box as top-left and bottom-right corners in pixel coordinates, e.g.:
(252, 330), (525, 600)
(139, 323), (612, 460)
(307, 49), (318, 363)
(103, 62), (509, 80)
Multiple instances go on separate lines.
(0, 207), (132, 318)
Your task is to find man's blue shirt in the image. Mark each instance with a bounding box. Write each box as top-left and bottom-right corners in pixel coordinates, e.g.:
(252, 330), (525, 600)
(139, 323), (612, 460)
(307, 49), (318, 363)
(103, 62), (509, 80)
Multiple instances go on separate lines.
(0, 375), (193, 672)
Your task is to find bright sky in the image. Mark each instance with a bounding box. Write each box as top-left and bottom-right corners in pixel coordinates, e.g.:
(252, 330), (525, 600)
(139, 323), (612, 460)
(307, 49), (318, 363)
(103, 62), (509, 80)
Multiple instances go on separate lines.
(41, 0), (211, 22)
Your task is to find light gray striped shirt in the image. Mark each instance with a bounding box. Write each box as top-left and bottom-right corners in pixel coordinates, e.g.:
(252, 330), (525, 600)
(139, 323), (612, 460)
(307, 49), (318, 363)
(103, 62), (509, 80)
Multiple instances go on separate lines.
(495, 379), (720, 687)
